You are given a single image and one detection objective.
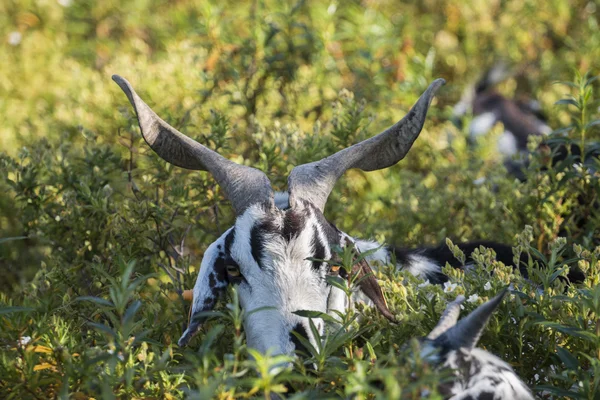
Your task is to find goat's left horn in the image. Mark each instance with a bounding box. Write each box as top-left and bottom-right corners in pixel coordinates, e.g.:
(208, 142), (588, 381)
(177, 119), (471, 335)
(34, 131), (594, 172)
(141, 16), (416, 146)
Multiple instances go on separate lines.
(287, 78), (445, 211)
(112, 75), (274, 215)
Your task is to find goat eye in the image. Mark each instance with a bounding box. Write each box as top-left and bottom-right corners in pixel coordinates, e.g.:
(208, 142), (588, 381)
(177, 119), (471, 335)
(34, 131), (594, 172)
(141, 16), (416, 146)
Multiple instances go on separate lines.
(226, 264), (241, 277)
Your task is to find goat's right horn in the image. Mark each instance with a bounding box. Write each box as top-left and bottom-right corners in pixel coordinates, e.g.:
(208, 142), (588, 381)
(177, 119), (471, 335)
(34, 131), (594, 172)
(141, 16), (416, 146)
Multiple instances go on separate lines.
(287, 78), (445, 211)
(112, 75), (274, 215)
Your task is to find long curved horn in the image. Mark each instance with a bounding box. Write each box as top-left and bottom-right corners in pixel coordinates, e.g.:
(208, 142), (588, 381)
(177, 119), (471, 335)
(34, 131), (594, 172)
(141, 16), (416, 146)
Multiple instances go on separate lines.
(427, 295), (465, 340)
(287, 79), (445, 211)
(112, 75), (274, 215)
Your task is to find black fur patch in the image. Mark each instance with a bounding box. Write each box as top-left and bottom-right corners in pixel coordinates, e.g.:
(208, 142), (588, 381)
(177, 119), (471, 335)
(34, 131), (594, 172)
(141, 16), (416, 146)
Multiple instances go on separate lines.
(472, 91), (545, 151)
(290, 323), (310, 355)
(428, 241), (515, 269)
(308, 203), (341, 245)
(249, 219), (280, 268)
(311, 226), (326, 272)
(387, 246), (413, 271)
(224, 229), (235, 254)
(250, 224), (265, 267)
(283, 209), (307, 241)
(391, 241), (521, 284)
(213, 254), (228, 283)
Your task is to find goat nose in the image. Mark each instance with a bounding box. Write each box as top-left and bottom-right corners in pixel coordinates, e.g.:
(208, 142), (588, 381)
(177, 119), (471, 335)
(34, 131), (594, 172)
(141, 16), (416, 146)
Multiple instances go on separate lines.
(290, 322), (311, 356)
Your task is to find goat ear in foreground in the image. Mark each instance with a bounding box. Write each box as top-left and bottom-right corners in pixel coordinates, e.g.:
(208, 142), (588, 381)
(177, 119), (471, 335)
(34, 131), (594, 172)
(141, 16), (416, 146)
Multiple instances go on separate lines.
(435, 288), (508, 351)
(112, 75), (273, 215)
(177, 232), (231, 347)
(288, 78), (445, 211)
(427, 295), (465, 340)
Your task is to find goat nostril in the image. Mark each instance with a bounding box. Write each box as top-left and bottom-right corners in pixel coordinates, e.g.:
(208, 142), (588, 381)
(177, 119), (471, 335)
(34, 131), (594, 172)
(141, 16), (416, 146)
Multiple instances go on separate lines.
(290, 323), (310, 356)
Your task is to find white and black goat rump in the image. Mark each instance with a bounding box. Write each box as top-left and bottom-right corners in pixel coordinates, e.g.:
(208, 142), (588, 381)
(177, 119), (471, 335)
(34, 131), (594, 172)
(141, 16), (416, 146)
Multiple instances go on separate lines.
(453, 65), (551, 162)
(417, 290), (534, 400)
(355, 240), (526, 285)
(113, 74), (445, 356)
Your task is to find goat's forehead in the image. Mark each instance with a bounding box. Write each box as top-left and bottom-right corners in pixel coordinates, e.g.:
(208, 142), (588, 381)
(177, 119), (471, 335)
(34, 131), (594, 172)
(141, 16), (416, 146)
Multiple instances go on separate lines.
(220, 202), (341, 276)
(233, 202), (320, 239)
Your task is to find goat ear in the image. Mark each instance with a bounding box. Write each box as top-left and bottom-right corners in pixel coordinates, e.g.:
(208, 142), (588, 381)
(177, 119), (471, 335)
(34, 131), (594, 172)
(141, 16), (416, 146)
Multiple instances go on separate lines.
(435, 288), (508, 351)
(352, 257), (397, 323)
(178, 231), (231, 346)
(427, 295), (465, 340)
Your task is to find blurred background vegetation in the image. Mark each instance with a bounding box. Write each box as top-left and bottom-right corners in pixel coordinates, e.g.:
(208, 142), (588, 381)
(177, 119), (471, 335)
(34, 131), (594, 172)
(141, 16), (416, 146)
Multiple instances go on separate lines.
(1, 0), (599, 398)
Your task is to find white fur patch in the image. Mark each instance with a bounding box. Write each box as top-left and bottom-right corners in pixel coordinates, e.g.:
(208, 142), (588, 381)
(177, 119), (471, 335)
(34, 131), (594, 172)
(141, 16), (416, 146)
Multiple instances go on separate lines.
(446, 348), (534, 399)
(497, 130), (518, 156)
(453, 88), (475, 118)
(190, 229), (232, 313)
(228, 203), (328, 356)
(326, 286), (348, 323)
(470, 112), (497, 138)
(355, 239), (445, 280)
(354, 239), (390, 270)
(407, 254), (443, 280)
(538, 123), (552, 135)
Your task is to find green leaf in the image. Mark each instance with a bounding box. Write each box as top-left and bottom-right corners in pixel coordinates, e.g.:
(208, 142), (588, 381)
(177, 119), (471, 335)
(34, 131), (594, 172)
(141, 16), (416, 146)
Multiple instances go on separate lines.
(536, 321), (598, 343)
(84, 353), (113, 367)
(189, 310), (226, 324)
(527, 246), (548, 265)
(532, 385), (585, 399)
(122, 300), (141, 326)
(553, 80), (579, 88)
(556, 346), (580, 370)
(0, 306), (34, 315)
(292, 310), (340, 325)
(549, 266), (568, 282)
(0, 236), (28, 244)
(585, 75), (599, 86)
(585, 120), (600, 129)
(198, 325), (225, 356)
(365, 341), (376, 362)
(131, 330), (154, 345)
(87, 322), (117, 338)
(354, 245), (384, 263)
(325, 275), (348, 292)
(76, 296), (114, 307)
(554, 98), (580, 108)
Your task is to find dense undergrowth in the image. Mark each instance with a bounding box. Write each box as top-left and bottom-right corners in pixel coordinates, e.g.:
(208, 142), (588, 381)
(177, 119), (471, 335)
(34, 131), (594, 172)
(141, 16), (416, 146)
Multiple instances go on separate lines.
(1, 0), (600, 398)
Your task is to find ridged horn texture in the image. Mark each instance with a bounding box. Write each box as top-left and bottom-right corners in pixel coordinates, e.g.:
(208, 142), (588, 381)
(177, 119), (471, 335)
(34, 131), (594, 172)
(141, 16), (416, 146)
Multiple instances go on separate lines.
(112, 75), (274, 215)
(427, 295), (465, 340)
(436, 288), (509, 351)
(287, 78), (445, 211)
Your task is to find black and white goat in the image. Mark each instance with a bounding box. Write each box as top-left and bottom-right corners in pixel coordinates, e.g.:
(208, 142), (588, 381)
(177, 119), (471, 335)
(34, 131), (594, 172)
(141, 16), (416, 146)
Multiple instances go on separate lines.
(416, 289), (534, 400)
(453, 65), (551, 159)
(113, 75), (529, 357)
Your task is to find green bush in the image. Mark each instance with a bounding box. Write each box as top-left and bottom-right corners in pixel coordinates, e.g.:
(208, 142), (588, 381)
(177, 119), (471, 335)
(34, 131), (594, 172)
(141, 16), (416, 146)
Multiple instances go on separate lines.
(1, 0), (600, 398)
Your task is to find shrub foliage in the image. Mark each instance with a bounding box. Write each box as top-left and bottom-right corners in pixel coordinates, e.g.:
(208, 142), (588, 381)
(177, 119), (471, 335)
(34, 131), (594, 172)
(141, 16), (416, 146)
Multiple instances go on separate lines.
(1, 0), (599, 398)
